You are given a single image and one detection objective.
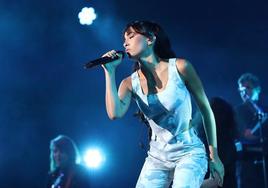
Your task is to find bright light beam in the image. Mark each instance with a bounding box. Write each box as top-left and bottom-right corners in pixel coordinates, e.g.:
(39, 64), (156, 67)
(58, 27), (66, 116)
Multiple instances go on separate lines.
(78, 7), (97, 25)
(83, 148), (105, 169)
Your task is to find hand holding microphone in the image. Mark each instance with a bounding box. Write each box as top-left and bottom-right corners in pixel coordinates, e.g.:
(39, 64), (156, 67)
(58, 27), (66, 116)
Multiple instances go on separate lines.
(84, 50), (125, 70)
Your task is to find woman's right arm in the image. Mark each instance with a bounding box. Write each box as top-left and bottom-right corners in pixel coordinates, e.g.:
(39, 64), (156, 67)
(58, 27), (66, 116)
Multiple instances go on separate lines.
(102, 50), (132, 120)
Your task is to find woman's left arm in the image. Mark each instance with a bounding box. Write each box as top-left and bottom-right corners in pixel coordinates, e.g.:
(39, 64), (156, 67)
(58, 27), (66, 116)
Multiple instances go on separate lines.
(176, 59), (224, 186)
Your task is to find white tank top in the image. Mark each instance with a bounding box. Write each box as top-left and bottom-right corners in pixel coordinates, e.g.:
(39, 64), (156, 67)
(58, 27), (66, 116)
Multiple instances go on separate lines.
(131, 58), (192, 144)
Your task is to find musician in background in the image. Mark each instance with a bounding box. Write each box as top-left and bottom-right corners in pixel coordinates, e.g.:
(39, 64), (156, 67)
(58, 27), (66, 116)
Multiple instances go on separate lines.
(47, 135), (91, 188)
(235, 72), (267, 142)
(235, 73), (268, 188)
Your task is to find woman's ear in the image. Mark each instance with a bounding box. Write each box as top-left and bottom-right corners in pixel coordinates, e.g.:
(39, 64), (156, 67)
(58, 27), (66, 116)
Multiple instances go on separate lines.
(147, 36), (156, 46)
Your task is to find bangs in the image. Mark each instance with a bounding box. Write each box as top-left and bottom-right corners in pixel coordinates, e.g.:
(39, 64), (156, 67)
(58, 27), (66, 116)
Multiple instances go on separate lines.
(123, 21), (152, 39)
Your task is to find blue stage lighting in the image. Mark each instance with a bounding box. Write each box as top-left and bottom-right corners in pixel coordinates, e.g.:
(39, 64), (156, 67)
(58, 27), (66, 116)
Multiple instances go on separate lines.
(78, 7), (97, 25)
(83, 148), (105, 169)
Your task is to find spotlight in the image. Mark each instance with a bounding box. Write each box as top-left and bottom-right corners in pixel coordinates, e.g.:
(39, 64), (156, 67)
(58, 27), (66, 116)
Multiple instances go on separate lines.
(83, 148), (105, 169)
(78, 7), (97, 25)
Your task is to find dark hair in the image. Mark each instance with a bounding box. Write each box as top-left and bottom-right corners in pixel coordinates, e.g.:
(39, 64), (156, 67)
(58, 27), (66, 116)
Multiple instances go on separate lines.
(238, 73), (261, 89)
(49, 135), (80, 172)
(124, 20), (176, 71)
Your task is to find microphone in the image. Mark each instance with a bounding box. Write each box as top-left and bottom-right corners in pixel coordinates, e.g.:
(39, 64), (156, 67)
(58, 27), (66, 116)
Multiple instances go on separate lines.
(84, 51), (125, 69)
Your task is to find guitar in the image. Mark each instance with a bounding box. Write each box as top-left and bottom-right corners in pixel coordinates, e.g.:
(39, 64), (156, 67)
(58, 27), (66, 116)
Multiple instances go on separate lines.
(250, 113), (268, 135)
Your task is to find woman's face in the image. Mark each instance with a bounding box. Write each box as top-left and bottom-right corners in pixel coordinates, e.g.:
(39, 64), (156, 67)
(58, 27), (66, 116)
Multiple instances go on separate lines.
(123, 27), (149, 59)
(52, 146), (69, 168)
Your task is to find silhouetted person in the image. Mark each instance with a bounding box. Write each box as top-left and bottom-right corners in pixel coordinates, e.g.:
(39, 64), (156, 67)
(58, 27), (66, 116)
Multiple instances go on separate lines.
(194, 97), (237, 188)
(47, 135), (91, 188)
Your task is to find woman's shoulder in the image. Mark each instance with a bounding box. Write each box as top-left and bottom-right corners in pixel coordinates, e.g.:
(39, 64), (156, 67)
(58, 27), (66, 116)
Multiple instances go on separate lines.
(174, 58), (193, 76)
(174, 58), (191, 69)
(173, 58), (198, 83)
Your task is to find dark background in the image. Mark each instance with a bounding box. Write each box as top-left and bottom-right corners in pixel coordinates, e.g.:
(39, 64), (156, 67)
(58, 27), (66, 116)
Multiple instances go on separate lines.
(0, 0), (267, 187)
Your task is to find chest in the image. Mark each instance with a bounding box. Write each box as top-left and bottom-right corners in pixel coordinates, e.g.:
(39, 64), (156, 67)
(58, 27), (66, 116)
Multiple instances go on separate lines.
(138, 67), (169, 95)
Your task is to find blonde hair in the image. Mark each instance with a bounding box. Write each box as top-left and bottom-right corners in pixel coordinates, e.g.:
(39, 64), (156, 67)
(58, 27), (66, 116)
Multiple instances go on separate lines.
(49, 135), (80, 172)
